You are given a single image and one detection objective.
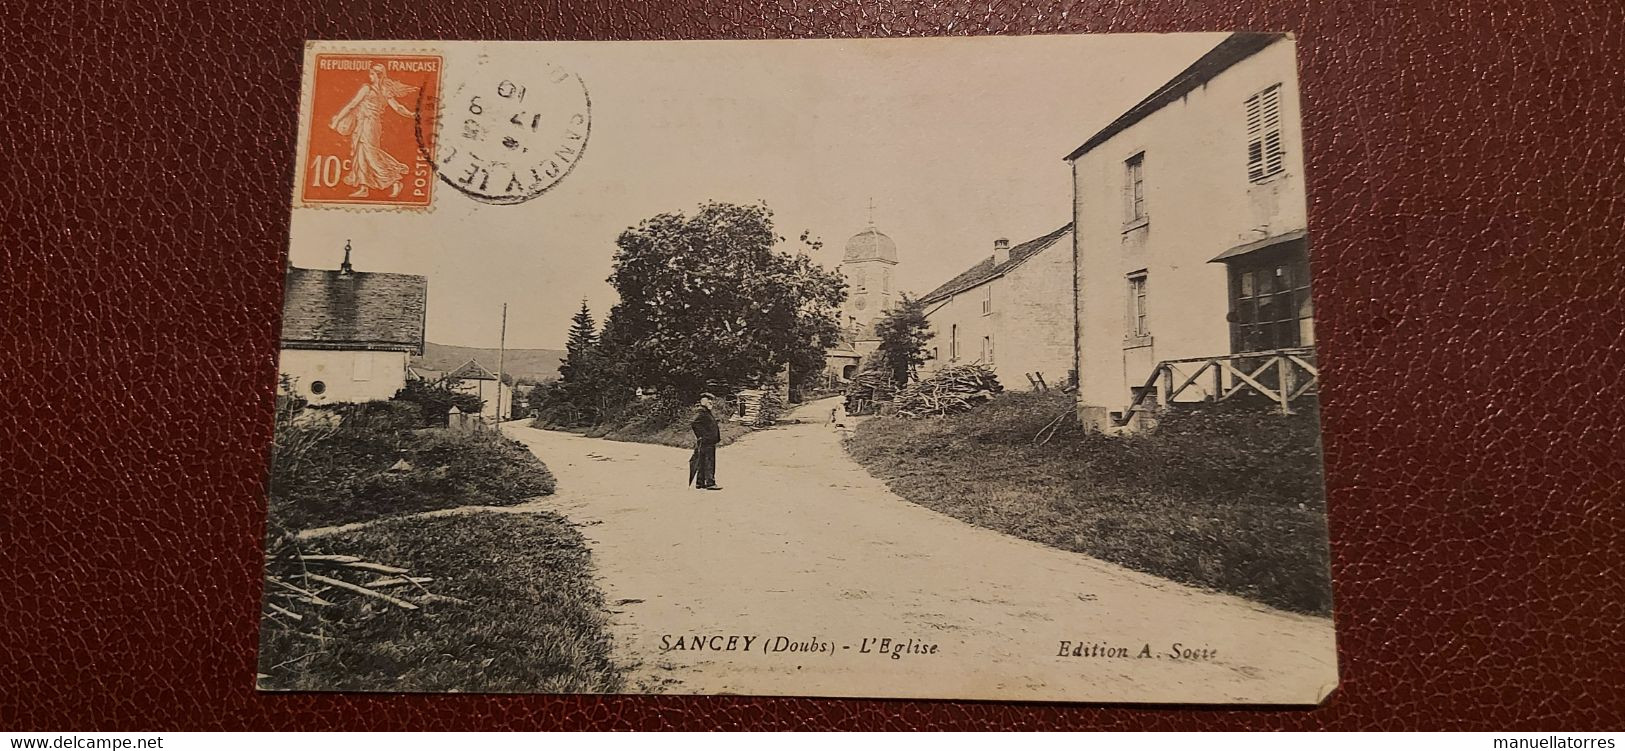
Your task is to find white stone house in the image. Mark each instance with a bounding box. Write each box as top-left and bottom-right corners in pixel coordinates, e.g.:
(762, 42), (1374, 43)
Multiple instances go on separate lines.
(1067, 32), (1314, 429)
(918, 224), (1074, 390)
(278, 246), (427, 405)
(443, 358), (514, 421)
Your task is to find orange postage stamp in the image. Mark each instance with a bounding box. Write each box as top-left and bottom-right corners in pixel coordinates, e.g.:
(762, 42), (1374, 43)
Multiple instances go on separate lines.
(298, 53), (442, 208)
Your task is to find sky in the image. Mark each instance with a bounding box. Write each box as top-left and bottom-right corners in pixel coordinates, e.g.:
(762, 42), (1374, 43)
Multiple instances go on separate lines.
(287, 34), (1226, 350)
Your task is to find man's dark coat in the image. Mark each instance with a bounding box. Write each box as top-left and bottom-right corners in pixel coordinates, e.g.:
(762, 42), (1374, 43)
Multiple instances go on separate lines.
(688, 406), (721, 487)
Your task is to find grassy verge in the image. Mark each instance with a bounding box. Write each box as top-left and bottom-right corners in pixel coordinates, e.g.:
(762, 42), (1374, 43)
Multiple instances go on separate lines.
(269, 404), (556, 532)
(533, 398), (752, 449)
(591, 418), (752, 449)
(257, 511), (623, 693)
(845, 391), (1332, 615)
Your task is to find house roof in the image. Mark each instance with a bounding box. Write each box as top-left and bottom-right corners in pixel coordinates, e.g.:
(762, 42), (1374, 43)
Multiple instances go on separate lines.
(1210, 228), (1308, 263)
(281, 267), (428, 354)
(447, 358), (498, 381)
(918, 223), (1073, 306)
(1064, 32), (1287, 162)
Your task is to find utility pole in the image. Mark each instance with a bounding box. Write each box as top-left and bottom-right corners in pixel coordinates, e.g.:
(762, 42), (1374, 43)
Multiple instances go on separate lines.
(495, 303), (508, 423)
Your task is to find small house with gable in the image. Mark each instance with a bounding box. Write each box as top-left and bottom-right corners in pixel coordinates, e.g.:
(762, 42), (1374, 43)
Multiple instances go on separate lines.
(278, 243), (428, 405)
(443, 358), (514, 421)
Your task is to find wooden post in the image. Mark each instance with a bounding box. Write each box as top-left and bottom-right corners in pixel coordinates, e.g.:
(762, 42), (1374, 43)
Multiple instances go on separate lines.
(1158, 364), (1173, 408)
(1211, 359), (1224, 402)
(494, 303), (507, 422)
(1276, 355), (1294, 415)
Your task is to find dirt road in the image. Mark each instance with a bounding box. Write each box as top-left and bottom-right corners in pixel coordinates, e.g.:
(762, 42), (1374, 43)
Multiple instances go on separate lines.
(502, 399), (1337, 703)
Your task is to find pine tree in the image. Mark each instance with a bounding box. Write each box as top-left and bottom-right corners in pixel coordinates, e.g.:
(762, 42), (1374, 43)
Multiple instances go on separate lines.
(558, 299), (599, 385)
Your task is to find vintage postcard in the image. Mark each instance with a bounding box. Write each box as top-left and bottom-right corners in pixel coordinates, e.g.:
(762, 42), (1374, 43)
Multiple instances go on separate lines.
(260, 34), (1338, 703)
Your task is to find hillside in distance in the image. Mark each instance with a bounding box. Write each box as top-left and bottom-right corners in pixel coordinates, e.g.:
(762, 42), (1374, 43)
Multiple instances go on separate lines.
(413, 342), (565, 384)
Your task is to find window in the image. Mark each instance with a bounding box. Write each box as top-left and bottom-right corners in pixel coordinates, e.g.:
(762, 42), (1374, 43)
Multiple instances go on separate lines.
(982, 335), (995, 365)
(1245, 84), (1286, 182)
(1124, 152), (1146, 223)
(981, 284), (992, 315)
(309, 380), (327, 396)
(352, 352), (373, 381)
(1227, 246), (1312, 352)
(1127, 272), (1150, 338)
(950, 324), (959, 361)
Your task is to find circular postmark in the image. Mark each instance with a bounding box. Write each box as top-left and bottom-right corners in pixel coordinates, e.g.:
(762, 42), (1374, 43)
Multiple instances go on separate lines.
(426, 59), (591, 205)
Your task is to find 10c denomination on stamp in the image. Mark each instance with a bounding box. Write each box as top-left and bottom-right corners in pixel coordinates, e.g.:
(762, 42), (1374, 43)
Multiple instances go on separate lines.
(298, 53), (442, 209)
(432, 59), (591, 205)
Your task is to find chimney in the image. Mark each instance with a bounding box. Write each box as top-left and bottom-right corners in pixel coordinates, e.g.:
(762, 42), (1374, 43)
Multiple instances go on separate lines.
(339, 239), (354, 276)
(993, 237), (1011, 266)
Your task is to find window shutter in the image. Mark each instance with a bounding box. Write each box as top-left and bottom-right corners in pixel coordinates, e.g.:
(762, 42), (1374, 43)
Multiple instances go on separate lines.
(1261, 85), (1284, 177)
(1246, 85), (1285, 182)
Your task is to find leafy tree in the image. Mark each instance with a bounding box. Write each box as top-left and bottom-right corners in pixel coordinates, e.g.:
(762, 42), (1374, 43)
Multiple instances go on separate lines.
(872, 294), (934, 386)
(603, 201), (845, 400)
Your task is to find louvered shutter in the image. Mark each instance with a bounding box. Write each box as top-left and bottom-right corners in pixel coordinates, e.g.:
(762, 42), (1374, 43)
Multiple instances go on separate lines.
(1246, 84), (1285, 182)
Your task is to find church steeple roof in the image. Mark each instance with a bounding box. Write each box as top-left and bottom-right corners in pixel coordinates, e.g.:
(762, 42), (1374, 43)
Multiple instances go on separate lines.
(842, 226), (898, 264)
(843, 202), (897, 264)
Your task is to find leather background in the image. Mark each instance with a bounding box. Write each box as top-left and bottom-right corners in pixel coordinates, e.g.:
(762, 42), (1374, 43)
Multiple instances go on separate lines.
(3, 0), (1623, 732)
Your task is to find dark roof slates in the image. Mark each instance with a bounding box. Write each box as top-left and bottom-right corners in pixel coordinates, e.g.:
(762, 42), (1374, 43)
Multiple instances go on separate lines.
(280, 268), (428, 354)
(918, 223), (1073, 305)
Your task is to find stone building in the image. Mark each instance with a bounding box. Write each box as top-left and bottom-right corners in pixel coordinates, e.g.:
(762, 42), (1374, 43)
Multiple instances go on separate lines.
(278, 242), (428, 405)
(824, 219), (900, 383)
(1067, 32), (1314, 429)
(443, 358), (514, 421)
(917, 224), (1075, 390)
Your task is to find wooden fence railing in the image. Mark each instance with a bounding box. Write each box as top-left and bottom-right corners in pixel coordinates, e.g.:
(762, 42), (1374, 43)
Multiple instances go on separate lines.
(1115, 347), (1318, 426)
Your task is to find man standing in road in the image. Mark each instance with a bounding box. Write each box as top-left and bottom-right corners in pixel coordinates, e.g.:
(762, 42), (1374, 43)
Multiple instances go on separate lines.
(689, 393), (723, 490)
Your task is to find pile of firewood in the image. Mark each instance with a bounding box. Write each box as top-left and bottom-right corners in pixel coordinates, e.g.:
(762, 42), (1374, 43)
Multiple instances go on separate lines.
(261, 550), (458, 639)
(893, 363), (1004, 418)
(843, 368), (896, 415)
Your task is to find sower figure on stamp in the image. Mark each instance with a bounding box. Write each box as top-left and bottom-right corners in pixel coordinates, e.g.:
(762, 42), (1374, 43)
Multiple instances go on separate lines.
(688, 393), (723, 490)
(329, 64), (417, 198)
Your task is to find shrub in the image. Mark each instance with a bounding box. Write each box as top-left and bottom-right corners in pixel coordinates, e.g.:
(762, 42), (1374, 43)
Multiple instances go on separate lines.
(312, 399), (425, 433)
(266, 402), (555, 534)
(394, 379), (484, 427)
(753, 388), (785, 426)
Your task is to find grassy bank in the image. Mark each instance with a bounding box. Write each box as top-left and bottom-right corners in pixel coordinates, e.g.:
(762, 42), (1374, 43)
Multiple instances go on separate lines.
(534, 397), (752, 449)
(845, 391), (1332, 615)
(269, 402), (556, 532)
(257, 512), (623, 693)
